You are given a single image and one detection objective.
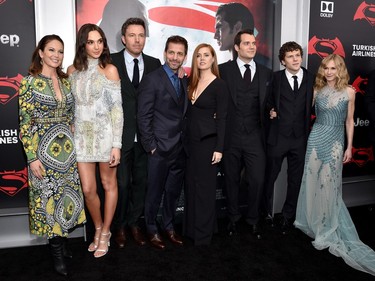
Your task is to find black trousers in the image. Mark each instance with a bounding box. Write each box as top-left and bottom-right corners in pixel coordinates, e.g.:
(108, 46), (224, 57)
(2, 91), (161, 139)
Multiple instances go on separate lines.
(224, 128), (266, 225)
(114, 142), (148, 229)
(263, 134), (306, 220)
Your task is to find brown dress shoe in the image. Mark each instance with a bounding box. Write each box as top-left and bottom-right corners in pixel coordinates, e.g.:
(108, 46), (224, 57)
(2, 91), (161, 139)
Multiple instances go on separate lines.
(166, 230), (183, 246)
(114, 228), (126, 248)
(130, 226), (146, 246)
(148, 233), (165, 250)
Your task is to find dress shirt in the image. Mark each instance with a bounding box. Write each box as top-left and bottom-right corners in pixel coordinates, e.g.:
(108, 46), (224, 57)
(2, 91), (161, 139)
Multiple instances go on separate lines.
(285, 68), (304, 90)
(237, 58), (256, 81)
(124, 49), (144, 82)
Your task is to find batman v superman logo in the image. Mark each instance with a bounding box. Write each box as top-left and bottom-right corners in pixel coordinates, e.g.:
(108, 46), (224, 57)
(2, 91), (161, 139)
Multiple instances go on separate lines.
(0, 74), (23, 105)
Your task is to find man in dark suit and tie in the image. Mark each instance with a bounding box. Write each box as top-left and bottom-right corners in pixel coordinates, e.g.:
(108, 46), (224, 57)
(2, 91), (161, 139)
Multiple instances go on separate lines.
(137, 35), (188, 249)
(111, 18), (161, 248)
(219, 29), (272, 239)
(263, 42), (314, 234)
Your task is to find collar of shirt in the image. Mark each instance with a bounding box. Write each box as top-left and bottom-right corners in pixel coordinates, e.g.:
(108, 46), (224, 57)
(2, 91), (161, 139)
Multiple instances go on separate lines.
(163, 63), (178, 81)
(236, 57), (256, 79)
(285, 68), (304, 88)
(124, 49), (144, 80)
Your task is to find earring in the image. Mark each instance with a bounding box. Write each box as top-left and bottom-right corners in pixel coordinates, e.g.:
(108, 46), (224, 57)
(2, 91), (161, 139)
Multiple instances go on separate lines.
(40, 60), (44, 65)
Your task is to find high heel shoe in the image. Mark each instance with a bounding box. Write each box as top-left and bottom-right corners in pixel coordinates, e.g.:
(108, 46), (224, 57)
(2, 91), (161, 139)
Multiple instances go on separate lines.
(94, 232), (111, 258)
(88, 226), (102, 252)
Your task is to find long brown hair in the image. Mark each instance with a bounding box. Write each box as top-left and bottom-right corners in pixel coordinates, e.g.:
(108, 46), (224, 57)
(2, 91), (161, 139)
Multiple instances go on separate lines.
(314, 54), (350, 92)
(73, 23), (111, 71)
(188, 43), (220, 100)
(29, 34), (68, 79)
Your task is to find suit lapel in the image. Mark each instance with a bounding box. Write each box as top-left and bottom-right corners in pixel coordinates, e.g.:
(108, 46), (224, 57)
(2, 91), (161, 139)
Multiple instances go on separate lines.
(228, 61), (241, 105)
(160, 69), (179, 104)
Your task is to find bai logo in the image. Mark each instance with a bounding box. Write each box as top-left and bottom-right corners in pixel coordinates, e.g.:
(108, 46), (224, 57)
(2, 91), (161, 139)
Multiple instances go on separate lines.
(0, 34), (20, 47)
(320, 1), (334, 18)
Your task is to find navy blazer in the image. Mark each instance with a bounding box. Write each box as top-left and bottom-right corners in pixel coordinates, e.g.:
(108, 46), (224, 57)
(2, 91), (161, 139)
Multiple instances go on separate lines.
(137, 66), (188, 154)
(265, 67), (315, 146)
(219, 60), (272, 148)
(111, 50), (161, 151)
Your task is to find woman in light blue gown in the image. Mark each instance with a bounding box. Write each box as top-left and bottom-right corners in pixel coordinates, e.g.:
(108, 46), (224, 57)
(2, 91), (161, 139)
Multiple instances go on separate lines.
(294, 54), (375, 276)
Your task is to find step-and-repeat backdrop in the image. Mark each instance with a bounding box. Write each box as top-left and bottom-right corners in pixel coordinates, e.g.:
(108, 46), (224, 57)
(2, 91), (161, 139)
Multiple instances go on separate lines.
(0, 0), (35, 209)
(1, 0), (373, 216)
(307, 0), (375, 177)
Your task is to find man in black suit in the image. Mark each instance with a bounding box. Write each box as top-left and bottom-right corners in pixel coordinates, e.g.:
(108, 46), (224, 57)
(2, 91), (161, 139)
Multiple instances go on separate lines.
(219, 29), (272, 239)
(137, 35), (188, 249)
(365, 69), (375, 157)
(111, 18), (161, 248)
(263, 42), (314, 234)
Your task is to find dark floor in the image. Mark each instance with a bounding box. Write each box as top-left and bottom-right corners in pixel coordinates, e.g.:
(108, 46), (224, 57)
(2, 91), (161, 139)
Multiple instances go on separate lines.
(1, 205), (375, 281)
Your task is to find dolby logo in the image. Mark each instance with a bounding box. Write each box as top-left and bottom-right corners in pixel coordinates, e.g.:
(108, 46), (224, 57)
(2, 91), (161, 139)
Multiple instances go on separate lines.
(320, 1), (334, 18)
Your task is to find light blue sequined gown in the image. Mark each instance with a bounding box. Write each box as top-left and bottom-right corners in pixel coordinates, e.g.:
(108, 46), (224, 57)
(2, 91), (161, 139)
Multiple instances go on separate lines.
(294, 86), (375, 276)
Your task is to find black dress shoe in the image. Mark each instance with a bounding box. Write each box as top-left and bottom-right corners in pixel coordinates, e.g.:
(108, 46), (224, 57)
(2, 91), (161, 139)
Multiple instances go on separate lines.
(148, 233), (166, 250)
(250, 224), (262, 240)
(264, 214), (274, 227)
(280, 217), (291, 235)
(165, 230), (183, 246)
(227, 222), (237, 236)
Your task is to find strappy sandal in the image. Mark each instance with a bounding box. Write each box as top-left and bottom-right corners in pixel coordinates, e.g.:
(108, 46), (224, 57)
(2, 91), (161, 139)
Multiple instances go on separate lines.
(88, 226), (102, 252)
(94, 232), (111, 258)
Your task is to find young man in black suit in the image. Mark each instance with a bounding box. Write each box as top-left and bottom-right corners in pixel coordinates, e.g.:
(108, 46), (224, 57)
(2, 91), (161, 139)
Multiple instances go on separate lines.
(137, 35), (188, 249)
(263, 42), (314, 234)
(111, 18), (161, 248)
(219, 29), (272, 239)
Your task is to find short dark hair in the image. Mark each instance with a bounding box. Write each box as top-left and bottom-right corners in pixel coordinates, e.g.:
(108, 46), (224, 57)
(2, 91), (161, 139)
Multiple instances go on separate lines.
(121, 17), (146, 36)
(234, 29), (254, 47)
(278, 41), (303, 63)
(216, 3), (254, 31)
(164, 35), (188, 55)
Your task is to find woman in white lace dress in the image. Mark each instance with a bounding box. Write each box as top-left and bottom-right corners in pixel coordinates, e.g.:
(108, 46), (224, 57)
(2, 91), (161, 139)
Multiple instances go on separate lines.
(68, 24), (123, 258)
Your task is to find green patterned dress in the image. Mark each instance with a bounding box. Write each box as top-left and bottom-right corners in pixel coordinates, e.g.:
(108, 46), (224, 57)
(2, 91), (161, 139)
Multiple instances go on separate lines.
(19, 74), (86, 238)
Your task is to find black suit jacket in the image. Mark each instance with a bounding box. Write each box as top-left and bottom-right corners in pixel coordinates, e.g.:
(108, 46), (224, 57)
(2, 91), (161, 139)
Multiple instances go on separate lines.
(137, 66), (188, 154)
(111, 50), (161, 151)
(265, 67), (314, 146)
(219, 60), (272, 148)
(365, 69), (375, 142)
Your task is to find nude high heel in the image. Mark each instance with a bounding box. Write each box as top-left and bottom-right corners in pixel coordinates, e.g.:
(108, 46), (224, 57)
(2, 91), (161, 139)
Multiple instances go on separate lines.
(88, 226), (102, 252)
(94, 232), (111, 258)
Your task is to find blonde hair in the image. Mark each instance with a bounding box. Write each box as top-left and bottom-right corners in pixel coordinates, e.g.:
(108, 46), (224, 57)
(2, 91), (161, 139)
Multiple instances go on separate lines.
(188, 43), (220, 100)
(314, 54), (350, 92)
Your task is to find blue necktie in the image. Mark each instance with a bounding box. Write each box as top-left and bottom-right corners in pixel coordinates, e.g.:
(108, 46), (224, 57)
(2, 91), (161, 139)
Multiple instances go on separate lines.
(172, 74), (180, 98)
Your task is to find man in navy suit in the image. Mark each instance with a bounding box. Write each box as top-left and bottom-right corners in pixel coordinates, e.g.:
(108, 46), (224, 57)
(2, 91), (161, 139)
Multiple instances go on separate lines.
(137, 35), (188, 249)
(219, 29), (272, 239)
(111, 18), (161, 248)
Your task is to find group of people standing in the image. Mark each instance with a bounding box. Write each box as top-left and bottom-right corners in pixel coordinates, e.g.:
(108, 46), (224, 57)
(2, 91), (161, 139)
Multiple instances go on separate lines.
(19, 16), (375, 277)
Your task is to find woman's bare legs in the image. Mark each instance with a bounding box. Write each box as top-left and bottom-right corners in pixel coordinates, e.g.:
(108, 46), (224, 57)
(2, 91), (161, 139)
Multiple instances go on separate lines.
(94, 162), (118, 257)
(78, 162), (103, 251)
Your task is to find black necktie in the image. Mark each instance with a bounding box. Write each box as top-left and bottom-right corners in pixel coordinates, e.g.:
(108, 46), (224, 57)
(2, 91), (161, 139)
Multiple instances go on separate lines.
(244, 64), (252, 84)
(132, 58), (139, 89)
(292, 75), (298, 94)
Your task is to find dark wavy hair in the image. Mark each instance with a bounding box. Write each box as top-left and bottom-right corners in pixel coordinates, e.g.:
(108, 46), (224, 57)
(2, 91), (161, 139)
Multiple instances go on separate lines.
(29, 34), (68, 79)
(278, 41), (303, 63)
(73, 23), (111, 71)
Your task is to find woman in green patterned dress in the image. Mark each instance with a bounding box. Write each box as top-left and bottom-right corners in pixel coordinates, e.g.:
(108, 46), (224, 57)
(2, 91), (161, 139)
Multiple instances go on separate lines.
(19, 34), (86, 276)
